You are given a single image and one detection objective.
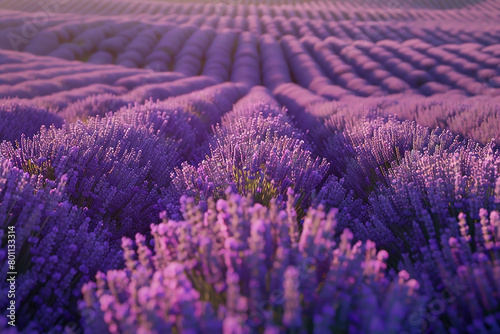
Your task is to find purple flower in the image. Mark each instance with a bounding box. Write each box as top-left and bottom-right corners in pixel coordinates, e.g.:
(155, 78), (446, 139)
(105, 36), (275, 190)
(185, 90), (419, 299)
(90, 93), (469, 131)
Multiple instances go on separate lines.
(0, 157), (120, 332)
(81, 189), (425, 333)
(1, 112), (181, 237)
(172, 95), (328, 209)
(0, 99), (63, 142)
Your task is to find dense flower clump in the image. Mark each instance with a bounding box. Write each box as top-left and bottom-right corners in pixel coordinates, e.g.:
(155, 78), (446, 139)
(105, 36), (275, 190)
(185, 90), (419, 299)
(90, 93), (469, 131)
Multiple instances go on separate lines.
(172, 87), (329, 211)
(79, 189), (427, 334)
(0, 114), (181, 237)
(0, 99), (64, 142)
(0, 0), (500, 332)
(0, 158), (120, 333)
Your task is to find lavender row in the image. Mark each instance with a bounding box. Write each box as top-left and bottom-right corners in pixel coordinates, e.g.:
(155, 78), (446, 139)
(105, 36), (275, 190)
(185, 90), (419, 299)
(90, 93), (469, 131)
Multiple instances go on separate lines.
(305, 94), (500, 148)
(171, 86), (329, 213)
(0, 49), (188, 108)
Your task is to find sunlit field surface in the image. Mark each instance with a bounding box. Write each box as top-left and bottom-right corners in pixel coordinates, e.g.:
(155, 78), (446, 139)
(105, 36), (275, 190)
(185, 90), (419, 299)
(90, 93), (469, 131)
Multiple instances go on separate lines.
(1, 0), (500, 333)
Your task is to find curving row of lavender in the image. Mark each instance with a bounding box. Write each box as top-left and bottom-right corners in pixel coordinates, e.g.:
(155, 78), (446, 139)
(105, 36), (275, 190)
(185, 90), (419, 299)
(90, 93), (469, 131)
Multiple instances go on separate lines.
(1, 0), (500, 333)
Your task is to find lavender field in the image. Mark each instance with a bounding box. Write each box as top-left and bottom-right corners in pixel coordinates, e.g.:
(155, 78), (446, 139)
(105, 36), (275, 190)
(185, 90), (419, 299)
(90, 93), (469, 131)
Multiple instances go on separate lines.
(0, 0), (500, 333)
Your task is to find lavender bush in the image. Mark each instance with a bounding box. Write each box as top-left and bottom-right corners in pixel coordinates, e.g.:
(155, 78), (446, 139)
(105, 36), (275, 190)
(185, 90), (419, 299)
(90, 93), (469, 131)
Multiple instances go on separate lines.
(172, 92), (329, 211)
(396, 208), (500, 333)
(0, 99), (63, 142)
(364, 137), (499, 256)
(0, 114), (180, 237)
(60, 93), (134, 122)
(80, 189), (426, 334)
(0, 157), (120, 333)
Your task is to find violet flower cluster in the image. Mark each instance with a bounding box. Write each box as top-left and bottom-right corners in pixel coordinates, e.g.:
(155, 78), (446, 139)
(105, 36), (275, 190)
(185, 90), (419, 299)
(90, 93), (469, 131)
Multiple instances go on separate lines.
(0, 99), (63, 142)
(0, 157), (120, 333)
(0, 113), (180, 237)
(172, 87), (329, 211)
(396, 208), (500, 333)
(80, 189), (425, 334)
